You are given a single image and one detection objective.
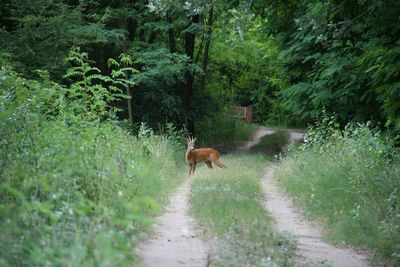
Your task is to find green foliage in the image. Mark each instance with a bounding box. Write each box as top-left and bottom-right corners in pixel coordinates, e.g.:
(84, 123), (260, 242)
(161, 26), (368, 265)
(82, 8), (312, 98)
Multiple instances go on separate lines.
(195, 112), (258, 151)
(250, 129), (290, 155)
(301, 110), (341, 149)
(0, 0), (126, 78)
(131, 48), (194, 127)
(107, 53), (139, 87)
(55, 47), (140, 125)
(190, 154), (296, 266)
(358, 41), (400, 130)
(206, 18), (290, 124)
(3, 0), (398, 129)
(276, 119), (400, 264)
(63, 48), (128, 119)
(260, 0), (400, 128)
(1, 0), (243, 130)
(0, 64), (184, 266)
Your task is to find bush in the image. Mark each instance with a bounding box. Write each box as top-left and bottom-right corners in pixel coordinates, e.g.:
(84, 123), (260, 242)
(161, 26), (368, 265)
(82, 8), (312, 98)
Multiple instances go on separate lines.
(0, 63), (184, 266)
(276, 117), (400, 265)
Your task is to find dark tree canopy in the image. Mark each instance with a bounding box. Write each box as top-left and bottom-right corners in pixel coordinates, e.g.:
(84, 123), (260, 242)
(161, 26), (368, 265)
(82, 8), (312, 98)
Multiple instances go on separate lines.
(1, 0), (399, 131)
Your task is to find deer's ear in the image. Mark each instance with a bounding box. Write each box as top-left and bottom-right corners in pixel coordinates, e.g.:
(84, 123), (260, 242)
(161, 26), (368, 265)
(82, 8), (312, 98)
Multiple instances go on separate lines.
(193, 138), (197, 142)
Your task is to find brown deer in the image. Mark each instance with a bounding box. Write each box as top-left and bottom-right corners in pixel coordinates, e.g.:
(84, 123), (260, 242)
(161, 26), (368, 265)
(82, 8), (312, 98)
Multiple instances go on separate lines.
(185, 137), (227, 175)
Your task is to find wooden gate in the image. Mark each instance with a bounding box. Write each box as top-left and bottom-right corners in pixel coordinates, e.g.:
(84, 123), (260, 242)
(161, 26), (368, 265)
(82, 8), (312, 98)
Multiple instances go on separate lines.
(229, 106), (253, 123)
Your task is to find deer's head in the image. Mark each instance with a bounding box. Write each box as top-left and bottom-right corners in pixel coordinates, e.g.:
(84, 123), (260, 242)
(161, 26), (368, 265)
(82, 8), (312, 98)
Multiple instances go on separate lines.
(186, 137), (197, 150)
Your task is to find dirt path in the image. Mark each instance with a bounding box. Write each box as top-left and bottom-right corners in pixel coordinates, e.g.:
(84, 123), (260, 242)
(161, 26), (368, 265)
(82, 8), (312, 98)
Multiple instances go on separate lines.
(137, 128), (368, 267)
(254, 128), (368, 267)
(136, 179), (208, 267)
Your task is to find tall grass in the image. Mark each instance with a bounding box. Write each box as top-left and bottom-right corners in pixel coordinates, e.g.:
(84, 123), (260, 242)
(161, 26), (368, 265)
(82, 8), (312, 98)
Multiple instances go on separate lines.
(189, 154), (295, 266)
(195, 112), (258, 151)
(276, 120), (400, 265)
(0, 120), (185, 266)
(0, 66), (185, 266)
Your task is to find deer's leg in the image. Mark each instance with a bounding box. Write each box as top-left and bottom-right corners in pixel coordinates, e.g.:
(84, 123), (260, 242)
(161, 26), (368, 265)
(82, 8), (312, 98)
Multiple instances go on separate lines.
(192, 162), (197, 174)
(205, 160), (213, 169)
(189, 163), (193, 175)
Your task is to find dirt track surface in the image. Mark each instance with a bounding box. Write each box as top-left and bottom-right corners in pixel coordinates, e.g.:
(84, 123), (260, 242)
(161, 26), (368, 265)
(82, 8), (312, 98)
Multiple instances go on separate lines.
(137, 127), (369, 267)
(256, 128), (369, 267)
(136, 179), (208, 267)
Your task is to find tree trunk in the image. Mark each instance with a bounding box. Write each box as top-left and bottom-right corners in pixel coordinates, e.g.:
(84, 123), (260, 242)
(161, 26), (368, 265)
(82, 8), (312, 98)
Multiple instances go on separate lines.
(126, 86), (134, 129)
(167, 15), (177, 53)
(199, 5), (214, 94)
(183, 13), (200, 134)
(127, 18), (137, 42)
(125, 16), (135, 130)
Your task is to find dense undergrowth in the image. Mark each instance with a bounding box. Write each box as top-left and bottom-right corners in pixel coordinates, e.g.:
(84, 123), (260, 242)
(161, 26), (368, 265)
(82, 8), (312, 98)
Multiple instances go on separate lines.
(276, 116), (400, 265)
(0, 59), (186, 266)
(190, 154), (295, 266)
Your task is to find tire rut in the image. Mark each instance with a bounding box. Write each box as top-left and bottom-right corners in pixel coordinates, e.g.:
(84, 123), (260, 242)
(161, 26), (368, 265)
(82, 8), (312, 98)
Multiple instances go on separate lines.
(254, 128), (368, 267)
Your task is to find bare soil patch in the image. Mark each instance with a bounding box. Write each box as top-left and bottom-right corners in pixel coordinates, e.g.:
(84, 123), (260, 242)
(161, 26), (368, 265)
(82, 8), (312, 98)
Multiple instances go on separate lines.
(136, 179), (209, 267)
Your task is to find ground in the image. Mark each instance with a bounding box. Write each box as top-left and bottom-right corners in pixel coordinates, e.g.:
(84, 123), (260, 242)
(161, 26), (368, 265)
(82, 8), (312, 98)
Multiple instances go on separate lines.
(137, 127), (369, 267)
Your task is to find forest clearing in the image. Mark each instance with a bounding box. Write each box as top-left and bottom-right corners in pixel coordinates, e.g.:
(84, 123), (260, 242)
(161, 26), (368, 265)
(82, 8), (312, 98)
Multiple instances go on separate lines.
(1, 1), (399, 266)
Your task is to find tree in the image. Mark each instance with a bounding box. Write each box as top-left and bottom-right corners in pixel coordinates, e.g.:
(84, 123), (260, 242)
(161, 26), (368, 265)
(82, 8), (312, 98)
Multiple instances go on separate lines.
(255, 0), (400, 130)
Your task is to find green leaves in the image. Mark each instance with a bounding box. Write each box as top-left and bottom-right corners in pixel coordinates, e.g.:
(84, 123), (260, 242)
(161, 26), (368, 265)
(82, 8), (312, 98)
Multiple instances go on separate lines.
(266, 0), (400, 128)
(63, 48), (139, 119)
(0, 62), (186, 265)
(207, 22), (288, 124)
(359, 41), (400, 129)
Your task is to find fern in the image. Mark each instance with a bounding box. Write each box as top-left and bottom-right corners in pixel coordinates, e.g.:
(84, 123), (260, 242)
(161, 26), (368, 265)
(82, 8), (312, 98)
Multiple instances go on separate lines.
(63, 48), (138, 120)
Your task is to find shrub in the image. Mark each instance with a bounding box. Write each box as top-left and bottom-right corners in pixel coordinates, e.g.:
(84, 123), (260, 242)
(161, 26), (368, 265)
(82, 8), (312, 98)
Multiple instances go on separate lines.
(0, 61), (184, 266)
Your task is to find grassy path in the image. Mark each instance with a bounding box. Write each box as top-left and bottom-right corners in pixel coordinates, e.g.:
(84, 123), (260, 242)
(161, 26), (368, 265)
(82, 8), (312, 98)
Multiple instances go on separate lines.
(137, 128), (370, 267)
(189, 130), (297, 266)
(189, 154), (296, 266)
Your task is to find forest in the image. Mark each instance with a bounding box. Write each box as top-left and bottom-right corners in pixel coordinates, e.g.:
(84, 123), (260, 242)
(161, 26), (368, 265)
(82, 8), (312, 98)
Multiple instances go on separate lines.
(0, 0), (399, 266)
(2, 0), (399, 130)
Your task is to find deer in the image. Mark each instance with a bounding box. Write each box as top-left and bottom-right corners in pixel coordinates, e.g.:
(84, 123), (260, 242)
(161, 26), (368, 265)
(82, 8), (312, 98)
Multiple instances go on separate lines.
(185, 137), (227, 175)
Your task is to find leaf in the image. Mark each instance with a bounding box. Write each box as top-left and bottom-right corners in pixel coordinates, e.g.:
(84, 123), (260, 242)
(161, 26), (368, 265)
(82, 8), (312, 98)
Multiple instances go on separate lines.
(365, 65), (380, 73)
(107, 58), (119, 68)
(320, 64), (342, 78)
